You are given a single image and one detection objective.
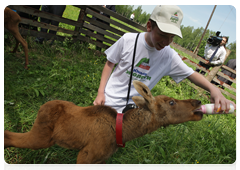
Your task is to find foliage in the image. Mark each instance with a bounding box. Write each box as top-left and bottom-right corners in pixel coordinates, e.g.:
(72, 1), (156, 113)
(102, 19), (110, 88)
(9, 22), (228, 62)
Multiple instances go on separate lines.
(225, 41), (236, 64)
(227, 42), (236, 53)
(115, 5), (150, 25)
(115, 5), (134, 19)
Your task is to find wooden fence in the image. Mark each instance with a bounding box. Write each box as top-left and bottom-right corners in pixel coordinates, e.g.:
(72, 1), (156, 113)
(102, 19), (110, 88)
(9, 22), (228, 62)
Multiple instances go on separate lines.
(6, 5), (236, 100)
(8, 5), (146, 49)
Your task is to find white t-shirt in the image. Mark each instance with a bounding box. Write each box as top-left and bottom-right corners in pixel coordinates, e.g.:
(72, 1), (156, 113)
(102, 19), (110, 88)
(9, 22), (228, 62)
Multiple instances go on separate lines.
(104, 32), (194, 112)
(204, 44), (226, 65)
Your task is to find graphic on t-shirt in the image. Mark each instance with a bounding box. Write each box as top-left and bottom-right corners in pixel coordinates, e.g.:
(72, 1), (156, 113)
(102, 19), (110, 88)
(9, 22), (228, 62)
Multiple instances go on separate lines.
(135, 58), (150, 70)
(126, 58), (151, 81)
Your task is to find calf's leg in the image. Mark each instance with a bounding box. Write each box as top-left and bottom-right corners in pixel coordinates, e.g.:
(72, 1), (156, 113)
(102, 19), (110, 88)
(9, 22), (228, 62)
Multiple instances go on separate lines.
(4, 122), (55, 150)
(7, 21), (29, 69)
(13, 31), (29, 69)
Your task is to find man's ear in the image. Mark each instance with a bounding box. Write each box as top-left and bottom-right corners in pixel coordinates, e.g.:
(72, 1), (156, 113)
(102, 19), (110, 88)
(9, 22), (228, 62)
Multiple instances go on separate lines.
(146, 20), (152, 32)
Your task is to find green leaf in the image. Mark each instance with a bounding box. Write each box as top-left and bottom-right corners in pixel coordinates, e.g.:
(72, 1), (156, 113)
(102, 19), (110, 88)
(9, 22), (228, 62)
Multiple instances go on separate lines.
(159, 146), (166, 159)
(39, 90), (45, 96)
(34, 89), (39, 97)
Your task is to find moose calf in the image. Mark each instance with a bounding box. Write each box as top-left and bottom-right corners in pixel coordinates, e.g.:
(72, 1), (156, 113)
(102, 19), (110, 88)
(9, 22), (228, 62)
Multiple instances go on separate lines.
(4, 80), (203, 163)
(4, 7), (29, 69)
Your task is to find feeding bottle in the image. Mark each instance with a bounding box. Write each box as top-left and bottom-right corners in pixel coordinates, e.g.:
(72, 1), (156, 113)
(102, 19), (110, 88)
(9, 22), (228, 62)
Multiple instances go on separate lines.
(199, 103), (235, 114)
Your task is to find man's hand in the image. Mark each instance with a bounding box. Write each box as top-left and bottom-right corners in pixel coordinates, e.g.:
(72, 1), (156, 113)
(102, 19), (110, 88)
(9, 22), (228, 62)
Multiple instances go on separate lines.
(93, 92), (105, 105)
(209, 86), (236, 113)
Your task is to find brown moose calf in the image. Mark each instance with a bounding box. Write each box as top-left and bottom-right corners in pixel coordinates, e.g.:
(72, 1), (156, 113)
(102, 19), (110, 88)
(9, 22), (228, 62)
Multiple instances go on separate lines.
(4, 80), (203, 163)
(4, 7), (29, 69)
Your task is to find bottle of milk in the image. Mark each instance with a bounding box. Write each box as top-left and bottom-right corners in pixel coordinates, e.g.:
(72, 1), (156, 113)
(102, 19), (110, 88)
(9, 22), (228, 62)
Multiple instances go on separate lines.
(200, 103), (235, 114)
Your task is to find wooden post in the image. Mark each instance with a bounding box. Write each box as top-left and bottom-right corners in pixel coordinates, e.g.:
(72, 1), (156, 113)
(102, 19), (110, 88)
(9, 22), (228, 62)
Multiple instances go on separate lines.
(74, 8), (86, 32)
(193, 5), (217, 54)
(73, 7), (86, 40)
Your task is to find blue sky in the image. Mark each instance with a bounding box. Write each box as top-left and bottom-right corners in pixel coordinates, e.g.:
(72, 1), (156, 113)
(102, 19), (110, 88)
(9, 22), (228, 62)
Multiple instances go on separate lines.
(133, 5), (236, 44)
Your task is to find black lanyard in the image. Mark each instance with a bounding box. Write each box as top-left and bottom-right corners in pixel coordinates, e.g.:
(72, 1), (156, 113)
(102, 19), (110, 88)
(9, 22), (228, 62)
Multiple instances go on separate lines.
(126, 33), (140, 105)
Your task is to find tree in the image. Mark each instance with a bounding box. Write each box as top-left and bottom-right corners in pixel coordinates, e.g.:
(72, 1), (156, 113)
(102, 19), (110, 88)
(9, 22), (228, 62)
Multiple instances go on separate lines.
(227, 39), (238, 54)
(115, 5), (125, 15)
(115, 5), (152, 25)
(133, 6), (143, 23)
(225, 41), (236, 64)
(123, 5), (132, 19)
(179, 26), (194, 47)
(188, 27), (204, 51)
(115, 5), (134, 18)
(138, 11), (150, 25)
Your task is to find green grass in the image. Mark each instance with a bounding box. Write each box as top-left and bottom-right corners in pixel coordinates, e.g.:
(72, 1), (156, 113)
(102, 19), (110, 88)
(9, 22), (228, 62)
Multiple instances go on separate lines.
(4, 5), (236, 164)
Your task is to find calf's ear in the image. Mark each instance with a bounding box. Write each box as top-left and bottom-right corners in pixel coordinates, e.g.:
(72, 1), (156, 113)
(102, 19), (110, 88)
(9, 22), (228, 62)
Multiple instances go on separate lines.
(132, 96), (147, 109)
(133, 80), (155, 110)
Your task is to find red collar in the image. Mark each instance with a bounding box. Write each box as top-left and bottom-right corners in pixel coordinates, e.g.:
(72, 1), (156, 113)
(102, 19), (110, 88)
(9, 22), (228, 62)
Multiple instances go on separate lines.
(116, 113), (125, 147)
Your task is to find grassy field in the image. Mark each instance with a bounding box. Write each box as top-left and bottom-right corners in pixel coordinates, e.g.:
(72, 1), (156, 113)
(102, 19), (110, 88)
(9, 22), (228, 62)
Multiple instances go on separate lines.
(4, 5), (236, 164)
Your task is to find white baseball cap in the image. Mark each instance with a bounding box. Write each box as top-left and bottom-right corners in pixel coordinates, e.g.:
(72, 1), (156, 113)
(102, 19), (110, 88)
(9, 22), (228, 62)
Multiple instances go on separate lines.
(150, 5), (183, 38)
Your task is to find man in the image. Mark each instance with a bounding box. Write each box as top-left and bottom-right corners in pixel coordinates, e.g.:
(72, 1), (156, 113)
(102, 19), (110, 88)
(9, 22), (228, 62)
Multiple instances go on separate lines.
(196, 36), (228, 75)
(130, 13), (135, 21)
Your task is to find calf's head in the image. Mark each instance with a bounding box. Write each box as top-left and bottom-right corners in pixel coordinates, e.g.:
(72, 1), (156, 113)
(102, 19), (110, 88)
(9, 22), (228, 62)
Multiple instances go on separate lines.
(132, 80), (203, 125)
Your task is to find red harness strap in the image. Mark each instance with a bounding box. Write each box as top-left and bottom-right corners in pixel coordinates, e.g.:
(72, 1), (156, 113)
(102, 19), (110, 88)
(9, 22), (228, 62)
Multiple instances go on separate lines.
(116, 113), (125, 147)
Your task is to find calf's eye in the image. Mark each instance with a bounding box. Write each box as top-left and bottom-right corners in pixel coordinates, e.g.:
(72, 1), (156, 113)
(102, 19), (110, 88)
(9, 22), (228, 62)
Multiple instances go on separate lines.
(169, 100), (175, 106)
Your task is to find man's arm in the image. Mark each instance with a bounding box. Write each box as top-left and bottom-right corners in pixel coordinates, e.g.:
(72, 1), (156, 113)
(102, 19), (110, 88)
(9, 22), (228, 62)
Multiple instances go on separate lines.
(93, 60), (115, 105)
(187, 72), (236, 112)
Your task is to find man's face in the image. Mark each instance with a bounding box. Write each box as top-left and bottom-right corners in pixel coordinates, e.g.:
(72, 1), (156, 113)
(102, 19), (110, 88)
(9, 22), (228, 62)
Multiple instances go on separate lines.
(146, 21), (175, 51)
(220, 37), (227, 46)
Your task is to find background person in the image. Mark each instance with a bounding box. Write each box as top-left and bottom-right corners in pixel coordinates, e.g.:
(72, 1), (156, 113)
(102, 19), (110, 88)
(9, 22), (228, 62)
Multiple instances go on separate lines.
(130, 13), (135, 21)
(196, 36), (228, 75)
